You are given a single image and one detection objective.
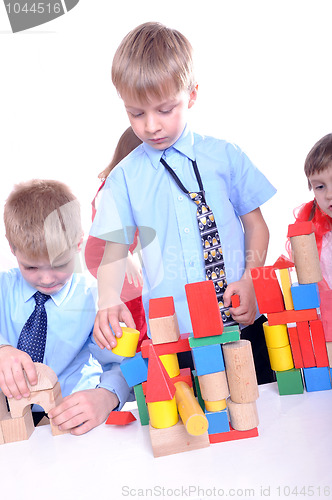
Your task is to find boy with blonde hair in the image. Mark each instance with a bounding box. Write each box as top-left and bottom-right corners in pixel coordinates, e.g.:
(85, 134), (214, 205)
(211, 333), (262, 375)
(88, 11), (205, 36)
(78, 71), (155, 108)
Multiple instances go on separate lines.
(91, 22), (276, 383)
(0, 179), (131, 434)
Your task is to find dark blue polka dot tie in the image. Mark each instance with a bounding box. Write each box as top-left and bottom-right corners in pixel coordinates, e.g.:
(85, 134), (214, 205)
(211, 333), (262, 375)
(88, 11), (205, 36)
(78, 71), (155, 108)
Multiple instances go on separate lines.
(17, 291), (50, 362)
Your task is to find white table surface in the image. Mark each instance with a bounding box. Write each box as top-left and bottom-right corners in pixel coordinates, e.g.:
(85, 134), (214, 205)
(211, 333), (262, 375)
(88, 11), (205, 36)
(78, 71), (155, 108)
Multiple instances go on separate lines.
(1, 382), (331, 500)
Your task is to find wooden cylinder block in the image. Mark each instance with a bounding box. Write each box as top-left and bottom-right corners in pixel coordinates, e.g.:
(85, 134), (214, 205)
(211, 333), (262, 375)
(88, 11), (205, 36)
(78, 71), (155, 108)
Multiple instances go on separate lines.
(268, 345), (294, 371)
(290, 233), (322, 284)
(147, 397), (178, 429)
(227, 398), (259, 431)
(112, 327), (140, 357)
(174, 381), (208, 436)
(263, 322), (289, 348)
(222, 340), (259, 403)
(204, 399), (227, 412)
(159, 353), (180, 378)
(198, 370), (229, 401)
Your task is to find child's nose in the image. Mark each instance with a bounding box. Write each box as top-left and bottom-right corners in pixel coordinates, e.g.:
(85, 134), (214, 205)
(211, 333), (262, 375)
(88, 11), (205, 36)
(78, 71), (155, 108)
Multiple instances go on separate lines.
(144, 114), (160, 133)
(39, 270), (56, 285)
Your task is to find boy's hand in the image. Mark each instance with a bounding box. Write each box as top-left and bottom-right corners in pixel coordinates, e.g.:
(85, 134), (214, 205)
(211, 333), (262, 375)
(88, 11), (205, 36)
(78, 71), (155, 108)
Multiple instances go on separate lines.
(93, 304), (136, 350)
(126, 252), (143, 288)
(48, 388), (119, 435)
(223, 273), (257, 325)
(0, 346), (37, 399)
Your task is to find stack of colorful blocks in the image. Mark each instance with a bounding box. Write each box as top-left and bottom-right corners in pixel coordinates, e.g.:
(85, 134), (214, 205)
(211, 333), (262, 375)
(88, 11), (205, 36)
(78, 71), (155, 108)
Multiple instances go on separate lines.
(251, 221), (332, 396)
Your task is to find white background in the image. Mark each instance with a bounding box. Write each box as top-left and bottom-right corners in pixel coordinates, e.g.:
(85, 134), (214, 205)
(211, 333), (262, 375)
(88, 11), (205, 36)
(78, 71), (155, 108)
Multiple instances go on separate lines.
(0, 0), (331, 271)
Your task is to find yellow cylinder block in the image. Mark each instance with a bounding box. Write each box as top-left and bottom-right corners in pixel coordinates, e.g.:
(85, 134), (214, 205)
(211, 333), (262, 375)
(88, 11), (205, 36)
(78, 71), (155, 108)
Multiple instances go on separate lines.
(263, 322), (289, 349)
(112, 327), (140, 357)
(159, 353), (180, 378)
(268, 345), (294, 371)
(147, 397), (178, 429)
(204, 399), (227, 412)
(174, 381), (208, 436)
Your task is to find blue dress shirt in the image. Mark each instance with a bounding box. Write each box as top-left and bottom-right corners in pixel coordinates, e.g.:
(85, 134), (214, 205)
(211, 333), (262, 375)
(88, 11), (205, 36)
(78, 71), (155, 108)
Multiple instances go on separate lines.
(0, 269), (131, 408)
(90, 126), (276, 334)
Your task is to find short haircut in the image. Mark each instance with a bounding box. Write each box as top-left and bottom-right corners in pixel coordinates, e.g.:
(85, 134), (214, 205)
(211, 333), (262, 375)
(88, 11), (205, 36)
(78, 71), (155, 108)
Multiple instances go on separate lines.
(305, 133), (332, 189)
(112, 22), (195, 102)
(4, 179), (82, 262)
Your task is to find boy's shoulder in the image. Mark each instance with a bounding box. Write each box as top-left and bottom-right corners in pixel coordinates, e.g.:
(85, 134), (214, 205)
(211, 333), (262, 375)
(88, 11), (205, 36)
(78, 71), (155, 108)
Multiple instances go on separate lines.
(0, 267), (23, 288)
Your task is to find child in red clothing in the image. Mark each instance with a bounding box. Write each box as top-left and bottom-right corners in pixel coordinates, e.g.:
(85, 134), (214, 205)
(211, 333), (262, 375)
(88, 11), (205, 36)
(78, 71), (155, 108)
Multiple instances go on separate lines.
(84, 127), (148, 350)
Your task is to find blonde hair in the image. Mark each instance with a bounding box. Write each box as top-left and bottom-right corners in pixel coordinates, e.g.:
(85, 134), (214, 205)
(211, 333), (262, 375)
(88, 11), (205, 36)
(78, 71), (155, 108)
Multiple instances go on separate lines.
(112, 22), (195, 102)
(4, 179), (82, 262)
(98, 127), (142, 180)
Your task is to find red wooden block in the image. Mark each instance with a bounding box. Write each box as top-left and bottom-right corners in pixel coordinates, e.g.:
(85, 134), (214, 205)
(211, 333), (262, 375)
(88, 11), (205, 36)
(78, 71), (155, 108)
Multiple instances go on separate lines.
(140, 333), (191, 359)
(319, 288), (332, 341)
(267, 308), (317, 326)
(287, 221), (314, 238)
(209, 426), (258, 444)
(149, 296), (175, 319)
(272, 255), (295, 269)
(250, 266), (285, 314)
(142, 367), (193, 395)
(185, 281), (223, 338)
(297, 321), (316, 368)
(310, 319), (329, 367)
(231, 294), (240, 308)
(106, 411), (136, 426)
(287, 325), (304, 369)
(145, 345), (176, 403)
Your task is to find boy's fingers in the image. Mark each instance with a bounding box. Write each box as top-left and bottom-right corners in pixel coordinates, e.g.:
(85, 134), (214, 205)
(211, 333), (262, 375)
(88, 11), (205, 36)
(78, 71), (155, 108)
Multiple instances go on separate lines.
(22, 359), (38, 387)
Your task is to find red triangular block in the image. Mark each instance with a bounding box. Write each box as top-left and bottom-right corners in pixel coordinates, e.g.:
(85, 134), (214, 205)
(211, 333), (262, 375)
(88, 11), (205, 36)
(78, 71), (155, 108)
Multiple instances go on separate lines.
(106, 411), (136, 425)
(272, 254), (295, 269)
(145, 344), (176, 403)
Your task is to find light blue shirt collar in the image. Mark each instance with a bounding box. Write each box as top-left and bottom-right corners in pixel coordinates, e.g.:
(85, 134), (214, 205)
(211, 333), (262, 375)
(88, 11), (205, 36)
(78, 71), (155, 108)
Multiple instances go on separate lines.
(142, 125), (196, 169)
(22, 276), (73, 306)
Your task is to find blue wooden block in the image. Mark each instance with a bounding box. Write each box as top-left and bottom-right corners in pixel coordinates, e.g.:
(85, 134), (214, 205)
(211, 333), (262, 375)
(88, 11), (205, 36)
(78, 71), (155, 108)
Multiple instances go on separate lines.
(120, 352), (148, 387)
(205, 408), (230, 434)
(290, 282), (320, 311)
(191, 344), (225, 375)
(303, 366), (332, 392)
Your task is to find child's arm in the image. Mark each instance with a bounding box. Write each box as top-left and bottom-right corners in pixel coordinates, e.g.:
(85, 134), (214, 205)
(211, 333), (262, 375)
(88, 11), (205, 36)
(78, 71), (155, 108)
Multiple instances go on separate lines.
(0, 345), (38, 399)
(125, 251), (143, 288)
(93, 240), (136, 349)
(223, 207), (269, 325)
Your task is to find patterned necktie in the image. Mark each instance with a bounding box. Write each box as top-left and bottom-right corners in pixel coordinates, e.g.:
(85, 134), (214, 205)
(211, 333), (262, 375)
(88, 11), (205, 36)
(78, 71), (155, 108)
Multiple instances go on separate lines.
(161, 157), (236, 326)
(17, 291), (50, 362)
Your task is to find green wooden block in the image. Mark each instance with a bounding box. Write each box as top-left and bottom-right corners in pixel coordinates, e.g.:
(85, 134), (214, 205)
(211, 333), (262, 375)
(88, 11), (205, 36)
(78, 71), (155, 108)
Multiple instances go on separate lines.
(192, 369), (205, 411)
(134, 383), (149, 425)
(276, 368), (304, 395)
(188, 327), (240, 348)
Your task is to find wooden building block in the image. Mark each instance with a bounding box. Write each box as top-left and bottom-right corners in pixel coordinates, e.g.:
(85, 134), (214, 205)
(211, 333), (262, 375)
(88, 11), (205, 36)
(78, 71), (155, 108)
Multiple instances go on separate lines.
(24, 362), (58, 392)
(231, 294), (240, 308)
(319, 288), (332, 341)
(133, 384), (149, 426)
(106, 411), (136, 425)
(204, 399), (227, 412)
(250, 266), (285, 314)
(145, 345), (176, 403)
(272, 255), (295, 269)
(198, 370), (229, 402)
(149, 296), (175, 318)
(147, 398), (178, 429)
(276, 368), (304, 395)
(267, 308), (317, 326)
(288, 224), (322, 284)
(174, 381), (208, 436)
(188, 326), (240, 349)
(141, 333), (190, 358)
(159, 353), (180, 378)
(185, 281), (224, 338)
(112, 327), (140, 357)
(1, 407), (35, 444)
(143, 368), (193, 395)
(267, 345), (294, 372)
(120, 352), (148, 387)
(204, 408), (230, 434)
(297, 321), (316, 368)
(222, 340), (259, 403)
(209, 425), (258, 444)
(291, 282), (320, 311)
(310, 320), (329, 367)
(191, 344), (225, 376)
(226, 398), (259, 431)
(263, 322), (289, 349)
(326, 342), (332, 368)
(149, 313), (180, 345)
(303, 367), (332, 392)
(278, 267), (294, 310)
(193, 370), (205, 411)
(149, 420), (210, 458)
(287, 325), (304, 369)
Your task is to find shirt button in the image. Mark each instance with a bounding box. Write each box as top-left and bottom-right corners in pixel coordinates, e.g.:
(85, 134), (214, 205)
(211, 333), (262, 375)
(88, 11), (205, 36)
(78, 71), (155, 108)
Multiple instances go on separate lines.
(178, 195), (183, 201)
(184, 228), (190, 233)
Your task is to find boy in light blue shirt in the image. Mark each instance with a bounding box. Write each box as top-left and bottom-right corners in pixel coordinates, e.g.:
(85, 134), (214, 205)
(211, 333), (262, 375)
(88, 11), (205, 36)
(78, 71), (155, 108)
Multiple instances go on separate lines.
(0, 179), (131, 434)
(91, 22), (276, 383)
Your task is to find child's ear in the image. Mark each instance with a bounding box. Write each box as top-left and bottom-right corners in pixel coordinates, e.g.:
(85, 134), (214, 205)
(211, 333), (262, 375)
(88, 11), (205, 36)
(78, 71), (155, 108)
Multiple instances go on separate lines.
(188, 84), (198, 109)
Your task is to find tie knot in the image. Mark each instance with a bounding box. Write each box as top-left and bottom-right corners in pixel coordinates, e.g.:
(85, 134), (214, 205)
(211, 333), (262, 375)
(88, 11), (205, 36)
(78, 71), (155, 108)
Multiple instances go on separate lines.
(34, 291), (50, 306)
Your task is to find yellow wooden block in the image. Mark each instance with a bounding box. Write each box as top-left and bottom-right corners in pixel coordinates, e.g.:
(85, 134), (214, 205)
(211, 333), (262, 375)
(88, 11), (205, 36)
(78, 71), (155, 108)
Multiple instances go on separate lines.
(147, 397), (178, 429)
(174, 381), (208, 436)
(268, 345), (294, 371)
(159, 353), (180, 378)
(278, 268), (294, 310)
(204, 399), (227, 412)
(112, 327), (140, 357)
(263, 322), (290, 349)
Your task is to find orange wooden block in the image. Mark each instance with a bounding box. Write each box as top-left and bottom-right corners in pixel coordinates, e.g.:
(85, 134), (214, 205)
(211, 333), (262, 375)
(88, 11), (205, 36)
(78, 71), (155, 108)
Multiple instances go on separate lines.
(106, 411), (136, 425)
(297, 321), (316, 368)
(149, 297), (175, 319)
(141, 333), (190, 358)
(287, 325), (304, 369)
(209, 425), (258, 444)
(185, 281), (223, 338)
(267, 308), (317, 326)
(250, 266), (285, 314)
(310, 319), (329, 367)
